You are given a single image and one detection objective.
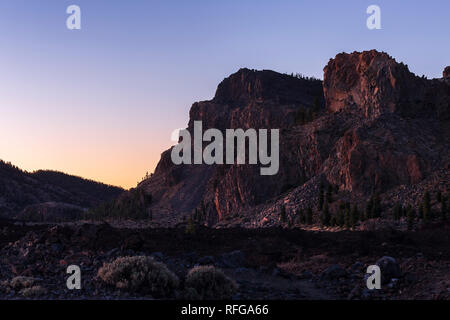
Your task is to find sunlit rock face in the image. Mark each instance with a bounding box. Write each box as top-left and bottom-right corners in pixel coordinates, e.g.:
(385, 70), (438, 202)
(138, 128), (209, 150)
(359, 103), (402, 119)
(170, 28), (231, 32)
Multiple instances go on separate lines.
(323, 50), (449, 119)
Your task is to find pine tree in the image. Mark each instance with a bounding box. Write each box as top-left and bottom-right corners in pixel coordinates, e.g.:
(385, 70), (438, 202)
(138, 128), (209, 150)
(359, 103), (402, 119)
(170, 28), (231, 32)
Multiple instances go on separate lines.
(441, 198), (447, 221)
(418, 204), (424, 220)
(344, 207), (351, 229)
(326, 184), (333, 203)
(372, 193), (381, 218)
(393, 203), (402, 220)
(295, 208), (302, 224)
(336, 209), (344, 227)
(185, 216), (196, 235)
(313, 97), (320, 114)
(295, 106), (306, 125)
(359, 209), (366, 222)
(318, 185), (324, 211)
(350, 205), (359, 228)
(321, 202), (330, 226)
(406, 206), (415, 231)
(330, 216), (336, 227)
(300, 209), (306, 224)
(366, 198), (374, 219)
(423, 191), (432, 223)
(306, 207), (313, 225)
(306, 108), (313, 122)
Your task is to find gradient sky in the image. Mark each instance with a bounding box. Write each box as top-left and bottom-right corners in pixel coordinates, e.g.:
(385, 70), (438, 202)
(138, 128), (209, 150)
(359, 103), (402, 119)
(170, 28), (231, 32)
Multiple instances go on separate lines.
(0, 0), (448, 189)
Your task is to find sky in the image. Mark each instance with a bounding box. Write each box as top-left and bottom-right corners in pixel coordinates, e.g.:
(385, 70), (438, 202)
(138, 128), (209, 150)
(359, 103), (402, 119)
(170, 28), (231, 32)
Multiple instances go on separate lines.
(0, 0), (448, 189)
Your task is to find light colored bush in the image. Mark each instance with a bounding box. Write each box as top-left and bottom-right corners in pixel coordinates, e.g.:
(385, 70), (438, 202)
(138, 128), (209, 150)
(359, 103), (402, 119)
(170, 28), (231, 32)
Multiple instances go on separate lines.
(20, 285), (47, 298)
(97, 256), (179, 297)
(10, 276), (37, 290)
(185, 265), (238, 300)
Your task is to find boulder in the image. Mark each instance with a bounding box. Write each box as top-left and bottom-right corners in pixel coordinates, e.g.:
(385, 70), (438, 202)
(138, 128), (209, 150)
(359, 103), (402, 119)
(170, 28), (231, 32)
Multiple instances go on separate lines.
(376, 256), (401, 284)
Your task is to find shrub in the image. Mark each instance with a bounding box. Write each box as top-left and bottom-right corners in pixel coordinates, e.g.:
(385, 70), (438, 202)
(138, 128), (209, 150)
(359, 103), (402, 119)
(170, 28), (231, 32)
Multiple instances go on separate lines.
(97, 256), (179, 297)
(20, 286), (47, 298)
(185, 266), (238, 300)
(10, 276), (37, 290)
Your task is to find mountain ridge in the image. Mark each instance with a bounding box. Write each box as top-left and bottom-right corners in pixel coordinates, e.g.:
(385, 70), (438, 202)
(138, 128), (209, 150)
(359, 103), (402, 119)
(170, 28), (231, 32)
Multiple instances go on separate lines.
(0, 160), (124, 220)
(139, 50), (449, 228)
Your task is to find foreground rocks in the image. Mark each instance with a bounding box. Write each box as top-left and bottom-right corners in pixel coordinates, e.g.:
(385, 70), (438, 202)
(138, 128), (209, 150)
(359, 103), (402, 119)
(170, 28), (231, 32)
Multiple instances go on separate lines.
(0, 220), (449, 300)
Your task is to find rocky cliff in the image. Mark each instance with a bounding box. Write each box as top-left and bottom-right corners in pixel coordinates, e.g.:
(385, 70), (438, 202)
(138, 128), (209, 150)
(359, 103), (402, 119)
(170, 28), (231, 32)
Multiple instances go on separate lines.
(140, 51), (450, 227)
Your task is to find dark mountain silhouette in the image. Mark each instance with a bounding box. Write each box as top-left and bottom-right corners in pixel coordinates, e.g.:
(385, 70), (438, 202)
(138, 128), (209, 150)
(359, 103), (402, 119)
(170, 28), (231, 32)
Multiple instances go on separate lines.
(0, 160), (123, 220)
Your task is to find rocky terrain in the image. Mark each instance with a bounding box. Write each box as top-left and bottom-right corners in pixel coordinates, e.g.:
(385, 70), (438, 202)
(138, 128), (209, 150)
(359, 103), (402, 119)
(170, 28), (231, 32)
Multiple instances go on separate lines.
(139, 50), (450, 228)
(0, 218), (448, 300)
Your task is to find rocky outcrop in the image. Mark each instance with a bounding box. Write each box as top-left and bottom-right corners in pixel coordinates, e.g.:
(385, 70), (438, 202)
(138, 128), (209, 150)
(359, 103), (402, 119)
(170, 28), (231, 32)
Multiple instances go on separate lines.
(444, 66), (450, 79)
(323, 50), (449, 119)
(140, 69), (324, 224)
(140, 51), (450, 226)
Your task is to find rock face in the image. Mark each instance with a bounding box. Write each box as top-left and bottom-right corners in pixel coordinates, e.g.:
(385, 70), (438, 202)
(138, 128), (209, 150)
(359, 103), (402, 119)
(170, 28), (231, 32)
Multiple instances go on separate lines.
(140, 69), (324, 223)
(444, 66), (450, 78)
(323, 50), (449, 119)
(140, 51), (450, 226)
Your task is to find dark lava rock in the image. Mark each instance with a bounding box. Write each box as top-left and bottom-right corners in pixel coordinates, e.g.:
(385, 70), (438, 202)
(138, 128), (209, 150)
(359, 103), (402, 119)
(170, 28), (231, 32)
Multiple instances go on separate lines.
(320, 264), (347, 281)
(351, 261), (364, 273)
(444, 66), (450, 78)
(376, 256), (401, 284)
(198, 255), (215, 265)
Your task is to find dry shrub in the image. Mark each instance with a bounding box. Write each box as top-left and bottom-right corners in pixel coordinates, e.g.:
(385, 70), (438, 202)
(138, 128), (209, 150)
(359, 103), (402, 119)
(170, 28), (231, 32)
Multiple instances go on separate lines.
(185, 265), (237, 300)
(10, 276), (37, 290)
(1, 277), (46, 297)
(97, 256), (179, 297)
(20, 285), (47, 298)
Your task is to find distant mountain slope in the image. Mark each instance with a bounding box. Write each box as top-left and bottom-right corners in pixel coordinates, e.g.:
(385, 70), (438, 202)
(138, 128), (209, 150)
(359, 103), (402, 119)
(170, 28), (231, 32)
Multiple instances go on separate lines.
(0, 160), (123, 218)
(32, 170), (123, 204)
